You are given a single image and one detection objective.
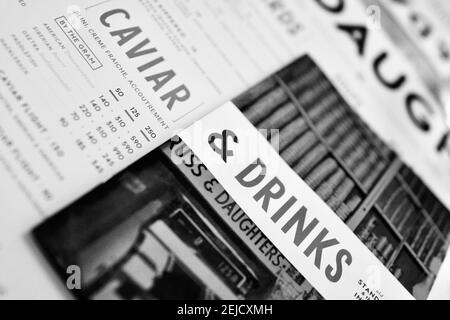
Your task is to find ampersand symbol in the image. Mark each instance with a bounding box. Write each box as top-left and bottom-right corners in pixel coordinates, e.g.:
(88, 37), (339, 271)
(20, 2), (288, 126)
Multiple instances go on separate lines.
(208, 130), (239, 163)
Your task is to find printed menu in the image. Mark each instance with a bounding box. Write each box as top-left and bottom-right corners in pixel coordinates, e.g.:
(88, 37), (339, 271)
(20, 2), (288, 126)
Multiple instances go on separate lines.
(1, 0), (450, 300)
(0, 0), (311, 299)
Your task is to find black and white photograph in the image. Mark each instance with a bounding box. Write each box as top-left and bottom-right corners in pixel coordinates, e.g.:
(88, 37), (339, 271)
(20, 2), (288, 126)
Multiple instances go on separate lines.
(33, 144), (321, 300)
(234, 55), (450, 299)
(33, 54), (450, 300)
(1, 0), (450, 307)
